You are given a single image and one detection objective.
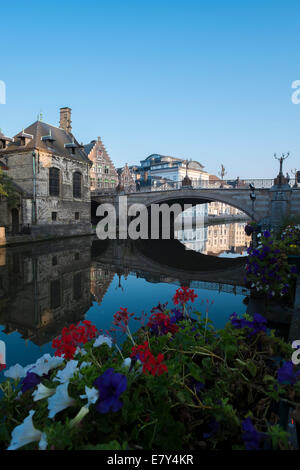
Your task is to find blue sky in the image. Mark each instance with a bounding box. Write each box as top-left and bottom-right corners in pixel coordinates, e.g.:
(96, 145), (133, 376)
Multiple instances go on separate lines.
(0, 0), (299, 178)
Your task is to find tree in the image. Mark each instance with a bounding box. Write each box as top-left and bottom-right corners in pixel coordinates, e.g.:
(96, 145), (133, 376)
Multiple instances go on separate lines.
(0, 169), (19, 208)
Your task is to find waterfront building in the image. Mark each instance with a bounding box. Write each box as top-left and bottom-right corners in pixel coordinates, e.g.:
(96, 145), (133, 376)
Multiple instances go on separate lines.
(116, 163), (136, 191)
(85, 137), (118, 191)
(0, 108), (92, 237)
(136, 154), (209, 186)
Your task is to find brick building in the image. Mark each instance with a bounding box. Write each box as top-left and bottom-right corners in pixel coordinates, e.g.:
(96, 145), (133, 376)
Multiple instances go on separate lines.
(85, 137), (118, 191)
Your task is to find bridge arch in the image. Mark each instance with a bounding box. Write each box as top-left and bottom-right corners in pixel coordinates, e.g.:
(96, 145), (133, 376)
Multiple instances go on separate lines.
(141, 193), (254, 220)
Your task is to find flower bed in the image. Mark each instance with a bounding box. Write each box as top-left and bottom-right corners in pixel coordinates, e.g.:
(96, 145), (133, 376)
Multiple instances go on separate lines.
(1, 288), (300, 451)
(280, 225), (300, 255)
(245, 230), (297, 303)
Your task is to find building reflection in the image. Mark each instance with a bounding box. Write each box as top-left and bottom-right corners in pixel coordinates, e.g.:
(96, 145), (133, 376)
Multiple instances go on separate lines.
(175, 222), (251, 256)
(0, 238), (99, 346)
(90, 265), (115, 303)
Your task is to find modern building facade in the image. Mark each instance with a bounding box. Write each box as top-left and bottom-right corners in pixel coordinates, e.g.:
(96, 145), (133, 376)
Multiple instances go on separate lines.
(136, 154), (209, 186)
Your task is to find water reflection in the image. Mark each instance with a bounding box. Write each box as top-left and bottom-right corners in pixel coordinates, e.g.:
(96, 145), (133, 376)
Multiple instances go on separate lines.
(0, 224), (250, 374)
(0, 239), (93, 346)
(175, 222), (251, 257)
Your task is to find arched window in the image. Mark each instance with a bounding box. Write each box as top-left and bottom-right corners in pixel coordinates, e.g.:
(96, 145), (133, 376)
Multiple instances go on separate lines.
(49, 167), (60, 196)
(73, 172), (82, 198)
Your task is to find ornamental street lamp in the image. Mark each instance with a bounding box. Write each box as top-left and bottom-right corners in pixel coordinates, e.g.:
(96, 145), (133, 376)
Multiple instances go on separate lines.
(249, 183), (256, 214)
(291, 168), (299, 188)
(182, 159), (192, 187)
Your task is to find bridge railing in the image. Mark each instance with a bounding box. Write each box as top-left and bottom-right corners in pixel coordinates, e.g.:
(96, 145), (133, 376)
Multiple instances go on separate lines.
(91, 178), (298, 197)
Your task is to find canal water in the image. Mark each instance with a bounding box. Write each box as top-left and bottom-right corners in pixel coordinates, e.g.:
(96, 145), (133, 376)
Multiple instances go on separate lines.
(0, 221), (250, 378)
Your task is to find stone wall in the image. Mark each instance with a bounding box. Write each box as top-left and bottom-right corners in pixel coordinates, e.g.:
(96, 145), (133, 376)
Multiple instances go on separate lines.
(3, 150), (91, 234)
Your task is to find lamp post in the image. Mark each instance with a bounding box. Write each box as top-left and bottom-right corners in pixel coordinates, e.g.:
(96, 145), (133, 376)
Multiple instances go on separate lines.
(249, 184), (256, 214)
(218, 164), (226, 188)
(182, 159), (192, 187)
(291, 168), (298, 188)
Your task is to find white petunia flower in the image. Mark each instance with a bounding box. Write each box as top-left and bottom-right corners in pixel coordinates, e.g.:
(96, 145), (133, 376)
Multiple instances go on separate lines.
(7, 410), (47, 450)
(93, 335), (112, 348)
(122, 357), (132, 369)
(75, 347), (87, 356)
(48, 382), (76, 419)
(53, 360), (78, 384)
(80, 386), (99, 407)
(31, 354), (64, 377)
(79, 361), (92, 369)
(4, 364), (27, 380)
(32, 383), (56, 402)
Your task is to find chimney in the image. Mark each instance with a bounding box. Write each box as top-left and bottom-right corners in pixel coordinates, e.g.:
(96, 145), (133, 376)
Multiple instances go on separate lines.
(59, 107), (72, 133)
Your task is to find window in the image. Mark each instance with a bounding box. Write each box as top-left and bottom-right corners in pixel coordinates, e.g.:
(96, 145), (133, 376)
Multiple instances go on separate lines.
(49, 167), (60, 196)
(73, 172), (82, 198)
(75, 212), (80, 220)
(50, 280), (61, 309)
(52, 212), (57, 221)
(52, 256), (57, 266)
(73, 273), (82, 300)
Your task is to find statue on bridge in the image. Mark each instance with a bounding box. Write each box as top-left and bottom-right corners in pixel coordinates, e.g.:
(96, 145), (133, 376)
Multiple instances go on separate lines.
(273, 152), (290, 186)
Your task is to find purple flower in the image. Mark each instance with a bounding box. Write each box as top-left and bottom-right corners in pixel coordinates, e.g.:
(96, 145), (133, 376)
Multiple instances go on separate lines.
(94, 368), (127, 414)
(263, 230), (271, 238)
(277, 361), (300, 385)
(250, 313), (267, 335)
(21, 372), (42, 394)
(230, 313), (248, 329)
(230, 313), (267, 336)
(170, 308), (184, 324)
(242, 417), (264, 450)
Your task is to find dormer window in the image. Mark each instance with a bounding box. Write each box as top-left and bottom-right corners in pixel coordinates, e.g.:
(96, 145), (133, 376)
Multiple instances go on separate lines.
(41, 129), (56, 144)
(17, 131), (33, 147)
(64, 139), (77, 155)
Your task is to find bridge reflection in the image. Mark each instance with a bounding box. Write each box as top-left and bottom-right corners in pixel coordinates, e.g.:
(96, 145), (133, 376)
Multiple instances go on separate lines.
(0, 232), (249, 346)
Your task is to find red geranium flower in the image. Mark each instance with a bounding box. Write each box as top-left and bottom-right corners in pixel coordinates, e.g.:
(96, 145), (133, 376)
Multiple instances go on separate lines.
(173, 287), (198, 305)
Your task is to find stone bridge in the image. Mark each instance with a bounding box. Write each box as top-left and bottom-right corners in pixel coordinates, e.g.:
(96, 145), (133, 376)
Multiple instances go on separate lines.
(92, 184), (300, 228)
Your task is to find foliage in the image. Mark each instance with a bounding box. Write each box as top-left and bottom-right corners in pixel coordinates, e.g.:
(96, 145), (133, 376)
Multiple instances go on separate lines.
(0, 169), (19, 208)
(0, 289), (299, 451)
(279, 225), (300, 255)
(245, 230), (297, 300)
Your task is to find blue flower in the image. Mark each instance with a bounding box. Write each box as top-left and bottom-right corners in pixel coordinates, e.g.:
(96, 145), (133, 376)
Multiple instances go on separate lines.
(242, 417), (264, 450)
(94, 368), (127, 414)
(263, 230), (271, 238)
(170, 308), (184, 324)
(277, 361), (300, 385)
(250, 313), (267, 335)
(230, 313), (248, 329)
(21, 372), (42, 394)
